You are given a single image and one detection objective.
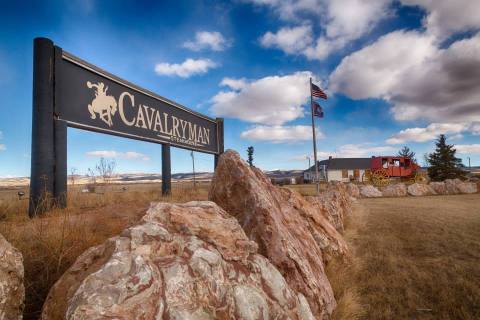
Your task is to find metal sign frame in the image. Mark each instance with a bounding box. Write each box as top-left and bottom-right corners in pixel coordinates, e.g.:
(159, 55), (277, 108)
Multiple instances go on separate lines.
(29, 38), (224, 216)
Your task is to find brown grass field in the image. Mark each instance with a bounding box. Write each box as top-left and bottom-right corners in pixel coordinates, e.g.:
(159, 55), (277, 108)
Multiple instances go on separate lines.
(329, 194), (480, 320)
(0, 182), (479, 319)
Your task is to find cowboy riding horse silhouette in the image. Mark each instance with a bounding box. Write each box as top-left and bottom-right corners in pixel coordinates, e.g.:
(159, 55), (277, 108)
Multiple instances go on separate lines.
(87, 81), (117, 127)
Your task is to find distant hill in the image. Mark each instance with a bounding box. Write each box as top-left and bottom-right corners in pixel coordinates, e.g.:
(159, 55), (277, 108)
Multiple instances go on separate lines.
(0, 169), (305, 188)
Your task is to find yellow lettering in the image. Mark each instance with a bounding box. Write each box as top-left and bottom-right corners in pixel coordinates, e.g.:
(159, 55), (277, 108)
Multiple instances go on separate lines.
(118, 92), (135, 126)
(135, 105), (147, 129)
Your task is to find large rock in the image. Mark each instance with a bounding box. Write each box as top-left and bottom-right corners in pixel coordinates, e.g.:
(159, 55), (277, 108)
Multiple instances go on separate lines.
(407, 183), (436, 196)
(429, 181), (447, 194)
(346, 183), (360, 198)
(209, 150), (348, 318)
(0, 233), (24, 320)
(306, 182), (353, 232)
(445, 178), (462, 194)
(454, 180), (477, 194)
(42, 201), (314, 319)
(381, 183), (407, 197)
(359, 185), (383, 198)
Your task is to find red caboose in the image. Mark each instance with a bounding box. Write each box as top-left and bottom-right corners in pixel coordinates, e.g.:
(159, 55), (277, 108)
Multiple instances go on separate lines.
(363, 156), (426, 186)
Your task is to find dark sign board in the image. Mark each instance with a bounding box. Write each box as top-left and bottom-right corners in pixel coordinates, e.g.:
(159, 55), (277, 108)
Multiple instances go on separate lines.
(55, 51), (220, 154)
(29, 38), (224, 216)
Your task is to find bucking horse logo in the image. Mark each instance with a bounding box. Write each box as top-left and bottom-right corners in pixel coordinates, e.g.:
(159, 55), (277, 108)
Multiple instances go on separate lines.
(87, 81), (117, 127)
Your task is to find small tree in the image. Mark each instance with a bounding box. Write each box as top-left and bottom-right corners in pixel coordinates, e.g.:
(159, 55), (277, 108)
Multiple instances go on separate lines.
(247, 146), (254, 167)
(95, 157), (116, 184)
(397, 146), (416, 162)
(69, 167), (78, 186)
(426, 134), (465, 181)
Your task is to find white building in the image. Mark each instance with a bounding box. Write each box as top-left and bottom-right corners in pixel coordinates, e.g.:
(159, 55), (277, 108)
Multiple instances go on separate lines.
(304, 157), (371, 183)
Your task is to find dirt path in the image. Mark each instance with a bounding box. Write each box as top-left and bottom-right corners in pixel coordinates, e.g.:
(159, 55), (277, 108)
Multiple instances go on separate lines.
(330, 194), (480, 320)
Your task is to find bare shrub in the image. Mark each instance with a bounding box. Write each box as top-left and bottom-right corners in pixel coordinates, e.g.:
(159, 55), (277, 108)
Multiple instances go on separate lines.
(95, 157), (116, 184)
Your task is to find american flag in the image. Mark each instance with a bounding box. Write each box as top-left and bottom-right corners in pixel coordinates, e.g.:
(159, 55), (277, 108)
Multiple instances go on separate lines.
(311, 83), (327, 99)
(312, 101), (324, 118)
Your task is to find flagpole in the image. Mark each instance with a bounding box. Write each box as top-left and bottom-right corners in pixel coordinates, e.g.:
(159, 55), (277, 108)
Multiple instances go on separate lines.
(310, 77), (320, 194)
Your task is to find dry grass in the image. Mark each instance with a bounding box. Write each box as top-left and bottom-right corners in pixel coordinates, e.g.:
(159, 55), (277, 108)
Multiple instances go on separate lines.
(284, 182), (329, 196)
(329, 194), (480, 320)
(0, 182), (209, 319)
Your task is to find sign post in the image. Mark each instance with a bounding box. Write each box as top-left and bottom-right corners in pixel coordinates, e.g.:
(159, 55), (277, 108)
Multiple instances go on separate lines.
(29, 37), (223, 216)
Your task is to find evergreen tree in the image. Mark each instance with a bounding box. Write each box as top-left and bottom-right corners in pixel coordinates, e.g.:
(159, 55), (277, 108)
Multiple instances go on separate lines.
(426, 134), (465, 181)
(397, 146), (416, 162)
(247, 146), (254, 167)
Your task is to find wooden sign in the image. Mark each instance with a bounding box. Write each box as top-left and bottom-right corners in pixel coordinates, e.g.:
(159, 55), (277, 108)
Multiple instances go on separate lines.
(56, 52), (220, 154)
(29, 38), (224, 216)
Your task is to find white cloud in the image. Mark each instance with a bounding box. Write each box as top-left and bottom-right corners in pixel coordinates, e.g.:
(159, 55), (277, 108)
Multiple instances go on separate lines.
(220, 77), (248, 90)
(455, 144), (480, 154)
(329, 30), (436, 99)
(330, 31), (480, 123)
(246, 0), (322, 21)
(86, 150), (150, 161)
(183, 31), (230, 51)
(210, 72), (317, 125)
(260, 25), (313, 54)
(400, 0), (480, 39)
(292, 143), (395, 160)
(334, 144), (395, 158)
(254, 0), (392, 60)
(386, 123), (471, 144)
(154, 58), (217, 78)
(240, 125), (323, 143)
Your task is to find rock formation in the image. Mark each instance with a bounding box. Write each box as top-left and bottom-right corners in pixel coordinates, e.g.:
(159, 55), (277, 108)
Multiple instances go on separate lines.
(445, 179), (478, 194)
(346, 183), (360, 198)
(359, 185), (383, 198)
(306, 182), (353, 232)
(407, 183), (436, 196)
(209, 150), (350, 318)
(42, 201), (315, 319)
(381, 183), (407, 197)
(429, 181), (447, 194)
(0, 233), (24, 320)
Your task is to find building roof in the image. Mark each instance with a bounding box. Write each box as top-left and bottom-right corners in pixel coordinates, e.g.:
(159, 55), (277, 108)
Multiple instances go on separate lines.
(304, 158), (371, 172)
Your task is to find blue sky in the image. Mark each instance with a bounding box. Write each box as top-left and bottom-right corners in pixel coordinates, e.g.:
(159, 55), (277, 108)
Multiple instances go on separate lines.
(0, 0), (479, 177)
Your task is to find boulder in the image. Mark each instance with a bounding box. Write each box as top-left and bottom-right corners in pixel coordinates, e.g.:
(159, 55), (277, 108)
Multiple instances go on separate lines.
(359, 185), (383, 198)
(346, 183), (360, 198)
(445, 178), (462, 194)
(407, 183), (436, 196)
(42, 201), (314, 319)
(381, 183), (407, 197)
(209, 150), (348, 318)
(0, 233), (24, 320)
(306, 183), (353, 232)
(429, 181), (447, 194)
(456, 181), (477, 194)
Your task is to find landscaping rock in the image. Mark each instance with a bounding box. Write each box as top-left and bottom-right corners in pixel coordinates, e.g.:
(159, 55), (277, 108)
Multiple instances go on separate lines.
(381, 183), (407, 197)
(209, 150), (348, 318)
(42, 201), (314, 319)
(359, 185), (383, 198)
(0, 233), (24, 320)
(429, 181), (447, 194)
(306, 182), (353, 232)
(456, 181), (477, 194)
(346, 183), (360, 198)
(407, 183), (436, 196)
